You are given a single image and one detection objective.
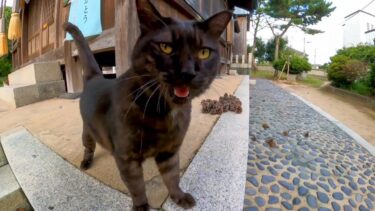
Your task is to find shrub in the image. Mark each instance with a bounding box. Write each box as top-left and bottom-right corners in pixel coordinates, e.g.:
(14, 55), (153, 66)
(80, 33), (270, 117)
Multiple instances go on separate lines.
(342, 59), (368, 83)
(328, 57), (368, 87)
(369, 64), (375, 94)
(273, 55), (312, 75)
(0, 54), (12, 77)
(327, 55), (350, 87)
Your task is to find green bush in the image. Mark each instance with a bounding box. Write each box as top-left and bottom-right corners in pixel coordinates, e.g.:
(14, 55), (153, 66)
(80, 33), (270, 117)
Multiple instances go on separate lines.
(273, 55), (312, 74)
(0, 55), (12, 77)
(327, 45), (375, 95)
(327, 55), (350, 87)
(369, 64), (375, 94)
(0, 7), (12, 78)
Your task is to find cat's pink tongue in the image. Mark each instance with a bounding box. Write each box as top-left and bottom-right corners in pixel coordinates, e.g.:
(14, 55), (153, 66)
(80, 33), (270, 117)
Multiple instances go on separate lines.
(174, 86), (190, 98)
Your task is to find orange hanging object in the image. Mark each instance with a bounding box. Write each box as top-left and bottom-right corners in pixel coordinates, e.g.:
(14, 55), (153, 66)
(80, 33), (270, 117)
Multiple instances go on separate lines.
(0, 32), (8, 56)
(8, 13), (21, 40)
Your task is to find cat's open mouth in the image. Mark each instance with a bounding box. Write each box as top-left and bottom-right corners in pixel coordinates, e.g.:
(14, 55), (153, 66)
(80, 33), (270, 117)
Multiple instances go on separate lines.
(172, 86), (190, 104)
(174, 86), (189, 98)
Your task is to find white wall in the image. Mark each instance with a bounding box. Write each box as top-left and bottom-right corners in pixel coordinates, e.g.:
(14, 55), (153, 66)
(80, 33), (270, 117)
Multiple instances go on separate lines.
(366, 31), (375, 45)
(343, 11), (375, 47)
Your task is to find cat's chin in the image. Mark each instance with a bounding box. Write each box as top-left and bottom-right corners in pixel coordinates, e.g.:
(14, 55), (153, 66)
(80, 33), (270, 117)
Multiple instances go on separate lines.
(172, 95), (190, 105)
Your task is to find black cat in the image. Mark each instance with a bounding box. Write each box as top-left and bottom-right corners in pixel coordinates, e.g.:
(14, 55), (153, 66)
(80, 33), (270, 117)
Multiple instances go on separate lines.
(64, 0), (231, 210)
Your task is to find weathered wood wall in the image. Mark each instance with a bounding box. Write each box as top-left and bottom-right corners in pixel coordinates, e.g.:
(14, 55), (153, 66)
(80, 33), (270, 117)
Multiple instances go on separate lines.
(13, 0), (233, 93)
(232, 16), (247, 56)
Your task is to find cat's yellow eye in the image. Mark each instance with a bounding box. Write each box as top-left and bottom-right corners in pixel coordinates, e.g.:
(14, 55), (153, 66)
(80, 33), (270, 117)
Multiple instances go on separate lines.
(198, 48), (211, 60)
(159, 43), (173, 54)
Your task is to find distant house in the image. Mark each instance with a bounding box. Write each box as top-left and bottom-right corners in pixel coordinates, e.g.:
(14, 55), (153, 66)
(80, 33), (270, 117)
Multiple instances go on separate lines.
(365, 29), (375, 45)
(343, 10), (375, 47)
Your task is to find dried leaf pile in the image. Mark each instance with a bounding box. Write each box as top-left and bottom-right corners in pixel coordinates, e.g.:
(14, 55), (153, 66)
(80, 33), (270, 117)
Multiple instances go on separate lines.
(201, 93), (242, 115)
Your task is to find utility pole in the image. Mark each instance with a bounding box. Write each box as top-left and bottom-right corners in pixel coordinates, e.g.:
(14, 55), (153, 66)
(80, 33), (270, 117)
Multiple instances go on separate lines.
(314, 48), (316, 65)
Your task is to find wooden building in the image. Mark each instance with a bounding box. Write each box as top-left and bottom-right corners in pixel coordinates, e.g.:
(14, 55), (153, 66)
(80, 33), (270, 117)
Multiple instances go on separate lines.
(11, 0), (256, 93)
(232, 7), (250, 56)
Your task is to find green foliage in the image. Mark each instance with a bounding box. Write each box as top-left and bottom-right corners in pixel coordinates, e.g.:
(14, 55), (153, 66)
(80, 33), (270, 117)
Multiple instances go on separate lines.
(327, 55), (351, 87)
(249, 38), (267, 62)
(368, 64), (375, 94)
(265, 0), (336, 25)
(349, 80), (373, 96)
(327, 45), (375, 93)
(319, 63), (329, 70)
(300, 75), (325, 88)
(273, 55), (312, 74)
(335, 45), (375, 64)
(264, 0), (335, 61)
(0, 7), (12, 77)
(265, 37), (288, 62)
(250, 70), (283, 79)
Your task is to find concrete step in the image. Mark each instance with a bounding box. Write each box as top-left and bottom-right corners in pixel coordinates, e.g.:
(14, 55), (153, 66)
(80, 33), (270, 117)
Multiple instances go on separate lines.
(8, 62), (63, 85)
(1, 127), (133, 210)
(0, 165), (32, 211)
(0, 80), (65, 108)
(0, 144), (7, 167)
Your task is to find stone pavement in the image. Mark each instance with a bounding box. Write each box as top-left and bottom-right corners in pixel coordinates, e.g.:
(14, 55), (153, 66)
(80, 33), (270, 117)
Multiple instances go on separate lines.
(245, 80), (375, 211)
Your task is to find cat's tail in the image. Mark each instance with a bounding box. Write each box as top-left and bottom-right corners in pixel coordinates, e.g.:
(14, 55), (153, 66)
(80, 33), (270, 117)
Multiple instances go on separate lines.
(63, 22), (102, 81)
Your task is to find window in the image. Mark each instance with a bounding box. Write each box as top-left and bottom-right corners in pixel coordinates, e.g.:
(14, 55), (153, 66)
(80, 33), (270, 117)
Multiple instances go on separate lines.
(367, 23), (370, 30)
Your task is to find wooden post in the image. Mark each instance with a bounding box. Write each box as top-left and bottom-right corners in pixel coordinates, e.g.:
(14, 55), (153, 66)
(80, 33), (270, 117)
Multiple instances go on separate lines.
(115, 0), (139, 76)
(64, 41), (83, 93)
(235, 55), (238, 64)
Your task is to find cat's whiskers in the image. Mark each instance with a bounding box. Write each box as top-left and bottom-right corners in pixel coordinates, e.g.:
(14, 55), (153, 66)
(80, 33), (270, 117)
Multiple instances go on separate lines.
(143, 85), (161, 119)
(163, 88), (169, 108)
(127, 79), (157, 98)
(123, 80), (158, 120)
(118, 74), (152, 82)
(157, 86), (165, 114)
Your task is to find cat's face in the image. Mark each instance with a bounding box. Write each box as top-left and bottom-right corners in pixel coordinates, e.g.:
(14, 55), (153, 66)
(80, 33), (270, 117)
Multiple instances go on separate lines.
(132, 0), (232, 105)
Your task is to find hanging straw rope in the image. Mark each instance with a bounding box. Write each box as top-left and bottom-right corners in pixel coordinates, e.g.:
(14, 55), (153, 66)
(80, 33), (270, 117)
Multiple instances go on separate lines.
(8, 0), (21, 40)
(0, 0), (8, 56)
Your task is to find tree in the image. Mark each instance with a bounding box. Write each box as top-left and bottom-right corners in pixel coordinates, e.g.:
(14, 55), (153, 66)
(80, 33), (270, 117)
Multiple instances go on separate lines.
(265, 37), (288, 62)
(0, 7), (12, 78)
(249, 0), (268, 71)
(248, 38), (267, 63)
(264, 0), (335, 76)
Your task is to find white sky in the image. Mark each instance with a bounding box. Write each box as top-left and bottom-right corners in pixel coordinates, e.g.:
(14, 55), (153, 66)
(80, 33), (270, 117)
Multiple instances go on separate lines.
(248, 0), (375, 65)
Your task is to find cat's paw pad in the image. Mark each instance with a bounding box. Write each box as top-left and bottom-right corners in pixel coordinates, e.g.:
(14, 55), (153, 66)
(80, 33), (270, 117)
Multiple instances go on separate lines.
(132, 204), (150, 211)
(80, 159), (93, 170)
(172, 193), (196, 209)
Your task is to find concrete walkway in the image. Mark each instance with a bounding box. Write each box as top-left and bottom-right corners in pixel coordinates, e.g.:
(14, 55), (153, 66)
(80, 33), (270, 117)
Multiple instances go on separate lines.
(246, 80), (375, 211)
(1, 77), (249, 211)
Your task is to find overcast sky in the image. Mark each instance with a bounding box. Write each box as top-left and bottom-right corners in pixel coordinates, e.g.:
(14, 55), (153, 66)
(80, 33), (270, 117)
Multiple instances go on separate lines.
(248, 0), (375, 65)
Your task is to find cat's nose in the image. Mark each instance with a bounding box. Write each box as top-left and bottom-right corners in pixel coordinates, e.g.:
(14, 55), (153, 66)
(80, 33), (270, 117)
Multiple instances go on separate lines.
(180, 70), (196, 81)
(181, 61), (196, 81)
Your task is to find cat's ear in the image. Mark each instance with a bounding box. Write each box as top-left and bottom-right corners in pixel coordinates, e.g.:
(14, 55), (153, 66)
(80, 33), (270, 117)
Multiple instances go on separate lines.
(136, 0), (166, 35)
(199, 11), (233, 39)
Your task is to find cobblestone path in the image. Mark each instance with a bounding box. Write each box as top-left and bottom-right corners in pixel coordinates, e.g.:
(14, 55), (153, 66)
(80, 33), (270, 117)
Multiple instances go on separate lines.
(245, 80), (375, 211)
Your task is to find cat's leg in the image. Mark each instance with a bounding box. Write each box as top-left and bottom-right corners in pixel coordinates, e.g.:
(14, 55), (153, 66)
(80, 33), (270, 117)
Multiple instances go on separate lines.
(115, 157), (149, 211)
(80, 128), (96, 170)
(155, 152), (196, 208)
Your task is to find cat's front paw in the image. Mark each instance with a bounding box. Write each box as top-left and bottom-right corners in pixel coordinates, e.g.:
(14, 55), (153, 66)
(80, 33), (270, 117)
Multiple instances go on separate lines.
(132, 203), (150, 211)
(80, 159), (93, 170)
(172, 193), (196, 209)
